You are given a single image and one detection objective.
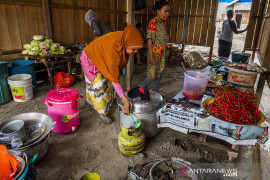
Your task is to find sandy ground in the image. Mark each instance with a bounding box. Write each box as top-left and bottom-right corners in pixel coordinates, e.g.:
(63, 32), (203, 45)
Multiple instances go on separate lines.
(1, 33), (270, 179)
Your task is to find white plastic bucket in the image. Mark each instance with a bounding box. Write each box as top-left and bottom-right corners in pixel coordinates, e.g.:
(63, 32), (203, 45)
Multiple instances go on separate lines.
(7, 74), (33, 102)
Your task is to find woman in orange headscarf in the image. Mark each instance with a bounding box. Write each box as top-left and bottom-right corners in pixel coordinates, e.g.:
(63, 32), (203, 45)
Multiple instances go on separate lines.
(81, 25), (143, 124)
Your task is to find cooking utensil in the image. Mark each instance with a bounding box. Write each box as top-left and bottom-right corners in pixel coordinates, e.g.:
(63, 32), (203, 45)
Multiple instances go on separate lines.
(1, 120), (27, 141)
(118, 91), (164, 138)
(0, 112), (55, 149)
(8, 134), (50, 163)
(202, 98), (265, 125)
(129, 113), (141, 129)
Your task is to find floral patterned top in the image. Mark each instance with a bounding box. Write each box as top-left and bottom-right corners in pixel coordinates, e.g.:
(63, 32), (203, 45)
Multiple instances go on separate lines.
(146, 17), (168, 78)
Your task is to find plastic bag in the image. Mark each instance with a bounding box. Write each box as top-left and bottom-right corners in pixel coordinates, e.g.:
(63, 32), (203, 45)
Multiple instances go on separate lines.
(184, 51), (208, 69)
(54, 72), (76, 89)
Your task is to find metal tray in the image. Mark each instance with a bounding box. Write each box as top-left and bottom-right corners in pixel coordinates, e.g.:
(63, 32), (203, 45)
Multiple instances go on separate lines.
(0, 112), (55, 149)
(202, 98), (265, 125)
(224, 65), (266, 75)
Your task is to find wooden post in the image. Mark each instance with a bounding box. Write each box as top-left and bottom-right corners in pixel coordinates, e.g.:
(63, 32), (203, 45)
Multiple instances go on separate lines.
(42, 0), (53, 39)
(126, 0), (135, 90)
(181, 0), (191, 53)
(256, 23), (270, 105)
(252, 143), (262, 180)
(208, 0), (219, 63)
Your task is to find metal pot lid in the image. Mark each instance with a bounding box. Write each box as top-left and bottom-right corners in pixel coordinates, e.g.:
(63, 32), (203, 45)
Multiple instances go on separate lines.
(118, 91), (164, 113)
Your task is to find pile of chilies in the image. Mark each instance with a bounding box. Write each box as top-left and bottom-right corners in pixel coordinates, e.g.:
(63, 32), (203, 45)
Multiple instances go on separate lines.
(209, 86), (259, 124)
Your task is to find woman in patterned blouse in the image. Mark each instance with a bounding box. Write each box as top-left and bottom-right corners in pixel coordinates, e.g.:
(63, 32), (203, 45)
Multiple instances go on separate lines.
(140, 0), (170, 92)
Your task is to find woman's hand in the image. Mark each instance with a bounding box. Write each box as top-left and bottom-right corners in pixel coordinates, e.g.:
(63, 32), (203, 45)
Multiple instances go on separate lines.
(121, 95), (131, 115)
(149, 55), (155, 64)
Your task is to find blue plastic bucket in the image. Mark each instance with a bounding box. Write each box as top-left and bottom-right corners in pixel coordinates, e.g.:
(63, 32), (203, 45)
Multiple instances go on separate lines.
(9, 60), (37, 90)
(0, 61), (12, 104)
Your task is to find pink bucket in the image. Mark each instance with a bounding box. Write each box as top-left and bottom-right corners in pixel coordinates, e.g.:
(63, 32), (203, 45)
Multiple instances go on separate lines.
(42, 88), (83, 134)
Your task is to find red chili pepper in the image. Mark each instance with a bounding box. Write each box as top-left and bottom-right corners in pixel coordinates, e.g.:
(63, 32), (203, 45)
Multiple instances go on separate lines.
(210, 86), (260, 125)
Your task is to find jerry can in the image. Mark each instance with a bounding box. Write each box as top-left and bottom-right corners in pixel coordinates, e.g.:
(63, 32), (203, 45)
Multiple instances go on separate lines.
(118, 122), (145, 156)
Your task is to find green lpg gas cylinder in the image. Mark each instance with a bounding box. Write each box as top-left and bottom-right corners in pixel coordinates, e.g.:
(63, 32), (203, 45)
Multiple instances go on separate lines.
(118, 122), (145, 156)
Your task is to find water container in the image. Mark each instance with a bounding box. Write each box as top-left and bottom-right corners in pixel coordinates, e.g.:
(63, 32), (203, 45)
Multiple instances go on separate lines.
(0, 61), (12, 104)
(183, 71), (209, 100)
(42, 88), (83, 134)
(8, 74), (33, 102)
(9, 60), (37, 90)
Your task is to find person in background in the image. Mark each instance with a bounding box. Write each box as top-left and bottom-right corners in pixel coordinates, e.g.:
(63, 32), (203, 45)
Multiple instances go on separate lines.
(80, 25), (143, 124)
(218, 10), (249, 58)
(135, 22), (146, 65)
(140, 0), (170, 92)
(85, 9), (113, 39)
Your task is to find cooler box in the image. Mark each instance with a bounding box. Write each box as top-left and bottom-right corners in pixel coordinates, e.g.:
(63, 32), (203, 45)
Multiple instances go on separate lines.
(42, 88), (82, 134)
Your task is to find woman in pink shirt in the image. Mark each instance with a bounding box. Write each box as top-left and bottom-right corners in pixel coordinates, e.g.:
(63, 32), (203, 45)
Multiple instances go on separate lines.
(81, 25), (143, 124)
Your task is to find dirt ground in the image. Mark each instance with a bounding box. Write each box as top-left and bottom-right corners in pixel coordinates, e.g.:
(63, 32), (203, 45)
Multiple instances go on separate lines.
(1, 32), (270, 179)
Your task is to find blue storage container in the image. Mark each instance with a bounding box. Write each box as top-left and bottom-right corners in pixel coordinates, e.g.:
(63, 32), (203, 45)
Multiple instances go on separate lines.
(0, 61), (12, 104)
(9, 60), (37, 90)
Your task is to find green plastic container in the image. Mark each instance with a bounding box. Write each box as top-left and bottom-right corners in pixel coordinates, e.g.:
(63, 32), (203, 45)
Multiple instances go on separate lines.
(0, 61), (12, 104)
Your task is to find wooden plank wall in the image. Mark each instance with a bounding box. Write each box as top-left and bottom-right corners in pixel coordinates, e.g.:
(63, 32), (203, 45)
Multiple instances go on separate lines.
(0, 0), (127, 50)
(0, 0), (218, 51)
(258, 0), (270, 64)
(244, 0), (267, 51)
(135, 0), (218, 46)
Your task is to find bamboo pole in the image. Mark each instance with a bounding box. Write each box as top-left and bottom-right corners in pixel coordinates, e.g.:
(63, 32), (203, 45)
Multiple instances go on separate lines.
(126, 0), (135, 90)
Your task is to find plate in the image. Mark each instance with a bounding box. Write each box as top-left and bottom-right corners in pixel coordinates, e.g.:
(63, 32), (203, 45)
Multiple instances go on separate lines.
(202, 98), (265, 125)
(224, 65), (266, 75)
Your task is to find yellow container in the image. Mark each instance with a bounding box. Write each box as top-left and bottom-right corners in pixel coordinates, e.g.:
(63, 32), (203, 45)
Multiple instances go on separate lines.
(118, 121), (145, 156)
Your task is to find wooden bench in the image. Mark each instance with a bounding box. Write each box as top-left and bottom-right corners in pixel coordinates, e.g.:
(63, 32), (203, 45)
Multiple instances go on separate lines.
(25, 54), (72, 88)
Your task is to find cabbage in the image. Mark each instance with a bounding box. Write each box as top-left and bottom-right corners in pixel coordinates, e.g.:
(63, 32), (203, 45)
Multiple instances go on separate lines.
(28, 50), (38, 55)
(44, 36), (48, 40)
(22, 50), (29, 54)
(31, 47), (39, 51)
(31, 40), (40, 47)
(39, 42), (50, 50)
(49, 50), (58, 55)
(59, 46), (66, 52)
(23, 44), (32, 50)
(33, 35), (44, 41)
(45, 39), (53, 45)
(59, 46), (65, 50)
(50, 43), (59, 51)
(57, 50), (65, 55)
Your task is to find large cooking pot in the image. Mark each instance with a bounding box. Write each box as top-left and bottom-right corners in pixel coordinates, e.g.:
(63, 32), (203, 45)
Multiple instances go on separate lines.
(118, 91), (164, 138)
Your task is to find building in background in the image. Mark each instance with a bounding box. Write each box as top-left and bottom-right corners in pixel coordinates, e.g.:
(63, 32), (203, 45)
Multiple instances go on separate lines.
(217, 0), (252, 29)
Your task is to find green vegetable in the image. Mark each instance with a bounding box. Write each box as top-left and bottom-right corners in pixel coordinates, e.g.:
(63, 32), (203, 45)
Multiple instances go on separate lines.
(23, 44), (32, 50)
(50, 43), (59, 51)
(39, 42), (50, 50)
(22, 50), (28, 54)
(33, 35), (44, 41)
(31, 40), (40, 47)
(31, 47), (39, 51)
(45, 39), (53, 45)
(57, 50), (64, 55)
(49, 50), (58, 55)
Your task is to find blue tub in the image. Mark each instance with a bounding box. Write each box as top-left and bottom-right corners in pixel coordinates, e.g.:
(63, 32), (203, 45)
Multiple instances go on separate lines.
(9, 60), (37, 90)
